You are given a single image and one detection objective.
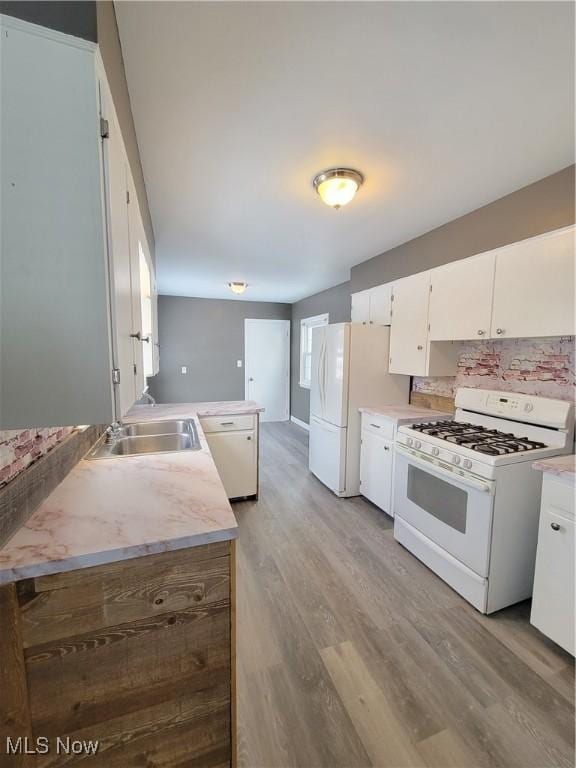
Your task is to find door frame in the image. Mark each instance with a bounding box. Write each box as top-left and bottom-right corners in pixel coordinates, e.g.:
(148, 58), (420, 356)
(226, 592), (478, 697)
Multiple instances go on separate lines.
(244, 319), (290, 421)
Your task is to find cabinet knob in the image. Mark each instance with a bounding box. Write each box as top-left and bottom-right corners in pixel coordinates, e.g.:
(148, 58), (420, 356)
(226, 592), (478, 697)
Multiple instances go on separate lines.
(496, 328), (504, 335)
(551, 522), (561, 531)
(477, 330), (485, 336)
(130, 331), (150, 343)
(247, 436), (252, 441)
(384, 446), (390, 451)
(417, 345), (423, 350)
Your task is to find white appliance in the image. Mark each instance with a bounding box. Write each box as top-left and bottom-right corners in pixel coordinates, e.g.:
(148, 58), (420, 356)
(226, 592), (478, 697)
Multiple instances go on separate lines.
(309, 323), (409, 496)
(393, 388), (574, 614)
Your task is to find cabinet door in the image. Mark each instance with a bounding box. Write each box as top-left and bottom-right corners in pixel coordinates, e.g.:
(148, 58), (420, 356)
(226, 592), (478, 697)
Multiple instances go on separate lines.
(103, 103), (137, 418)
(0, 20), (113, 428)
(531, 489), (574, 655)
(127, 173), (146, 396)
(369, 284), (392, 325)
(429, 252), (495, 340)
(205, 430), (257, 499)
(491, 227), (575, 339)
(389, 272), (430, 375)
(360, 430), (394, 515)
(351, 291), (371, 324)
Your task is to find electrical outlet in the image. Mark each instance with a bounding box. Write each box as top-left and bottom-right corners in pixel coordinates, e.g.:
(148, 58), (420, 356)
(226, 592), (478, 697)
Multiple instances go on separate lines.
(237, 360), (243, 368)
(181, 366), (187, 375)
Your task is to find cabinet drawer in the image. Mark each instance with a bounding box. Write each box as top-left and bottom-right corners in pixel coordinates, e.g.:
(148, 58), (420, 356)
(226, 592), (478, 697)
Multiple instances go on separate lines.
(361, 413), (395, 440)
(200, 414), (256, 433)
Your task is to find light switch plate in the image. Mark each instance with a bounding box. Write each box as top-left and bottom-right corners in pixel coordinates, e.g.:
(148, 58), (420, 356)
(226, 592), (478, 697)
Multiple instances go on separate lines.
(237, 360), (243, 368)
(181, 366), (187, 374)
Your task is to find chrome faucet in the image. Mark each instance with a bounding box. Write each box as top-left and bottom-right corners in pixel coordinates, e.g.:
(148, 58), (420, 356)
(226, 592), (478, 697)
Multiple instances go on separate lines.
(105, 421), (123, 443)
(141, 389), (156, 406)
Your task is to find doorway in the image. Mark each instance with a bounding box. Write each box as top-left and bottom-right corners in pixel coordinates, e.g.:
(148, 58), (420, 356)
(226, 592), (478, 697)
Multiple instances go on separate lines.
(244, 319), (290, 422)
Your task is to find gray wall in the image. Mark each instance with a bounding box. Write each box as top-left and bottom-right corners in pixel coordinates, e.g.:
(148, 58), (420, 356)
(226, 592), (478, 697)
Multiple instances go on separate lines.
(149, 296), (291, 403)
(291, 282), (351, 424)
(351, 165), (575, 292)
(96, 1), (155, 255)
(0, 1), (97, 40)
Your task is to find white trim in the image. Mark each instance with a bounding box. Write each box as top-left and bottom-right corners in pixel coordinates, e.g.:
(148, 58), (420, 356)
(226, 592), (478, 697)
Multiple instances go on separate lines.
(291, 415), (310, 431)
(299, 312), (329, 389)
(0, 13), (97, 53)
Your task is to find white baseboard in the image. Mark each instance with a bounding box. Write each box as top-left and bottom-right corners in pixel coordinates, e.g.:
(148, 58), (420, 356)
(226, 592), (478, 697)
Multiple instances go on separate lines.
(290, 415), (310, 431)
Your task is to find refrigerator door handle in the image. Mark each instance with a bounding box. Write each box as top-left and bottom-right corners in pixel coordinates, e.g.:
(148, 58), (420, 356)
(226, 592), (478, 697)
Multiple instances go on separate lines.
(319, 336), (327, 417)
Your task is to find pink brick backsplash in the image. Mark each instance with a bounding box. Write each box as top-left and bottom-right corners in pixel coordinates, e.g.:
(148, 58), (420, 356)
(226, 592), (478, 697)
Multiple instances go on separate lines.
(0, 427), (74, 487)
(413, 336), (575, 402)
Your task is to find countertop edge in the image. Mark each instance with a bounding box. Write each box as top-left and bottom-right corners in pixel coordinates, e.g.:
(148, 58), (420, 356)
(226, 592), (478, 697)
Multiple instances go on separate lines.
(0, 525), (238, 586)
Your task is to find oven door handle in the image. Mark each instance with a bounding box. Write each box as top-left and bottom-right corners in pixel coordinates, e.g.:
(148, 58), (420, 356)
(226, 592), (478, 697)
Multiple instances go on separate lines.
(395, 444), (495, 494)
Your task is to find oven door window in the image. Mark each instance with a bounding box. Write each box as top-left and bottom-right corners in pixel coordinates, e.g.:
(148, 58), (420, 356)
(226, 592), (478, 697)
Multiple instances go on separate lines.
(407, 464), (467, 533)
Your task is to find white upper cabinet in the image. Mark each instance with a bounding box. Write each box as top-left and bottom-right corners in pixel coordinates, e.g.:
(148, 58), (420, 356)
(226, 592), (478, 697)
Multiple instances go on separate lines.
(0, 17), (113, 428)
(351, 290), (371, 324)
(389, 272), (430, 375)
(389, 272), (458, 376)
(0, 16), (150, 427)
(369, 283), (392, 325)
(351, 283), (392, 325)
(428, 252), (496, 341)
(491, 226), (575, 339)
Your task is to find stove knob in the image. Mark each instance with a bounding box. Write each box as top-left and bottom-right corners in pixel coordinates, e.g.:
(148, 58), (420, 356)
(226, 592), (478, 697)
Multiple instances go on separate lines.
(414, 440), (421, 449)
(524, 402), (533, 413)
(432, 447), (440, 456)
(452, 455), (461, 465)
(407, 438), (413, 447)
(463, 459), (472, 469)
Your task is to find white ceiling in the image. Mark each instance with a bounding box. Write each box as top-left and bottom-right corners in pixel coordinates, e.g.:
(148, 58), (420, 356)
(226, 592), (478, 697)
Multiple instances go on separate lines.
(115, 1), (574, 303)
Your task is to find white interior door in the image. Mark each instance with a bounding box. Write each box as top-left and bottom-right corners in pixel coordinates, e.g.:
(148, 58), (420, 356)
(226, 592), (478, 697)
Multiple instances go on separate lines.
(245, 319), (290, 422)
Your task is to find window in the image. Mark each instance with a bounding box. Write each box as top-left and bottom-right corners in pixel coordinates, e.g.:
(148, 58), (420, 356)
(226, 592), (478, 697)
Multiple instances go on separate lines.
(299, 313), (329, 388)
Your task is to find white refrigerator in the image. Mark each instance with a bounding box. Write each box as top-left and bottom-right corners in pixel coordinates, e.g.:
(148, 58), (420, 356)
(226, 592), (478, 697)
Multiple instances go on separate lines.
(309, 323), (409, 497)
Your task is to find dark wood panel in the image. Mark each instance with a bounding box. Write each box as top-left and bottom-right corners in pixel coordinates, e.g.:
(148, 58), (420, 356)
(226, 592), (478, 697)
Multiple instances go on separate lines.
(26, 599), (231, 736)
(0, 583), (32, 768)
(19, 548), (230, 648)
(35, 684), (231, 768)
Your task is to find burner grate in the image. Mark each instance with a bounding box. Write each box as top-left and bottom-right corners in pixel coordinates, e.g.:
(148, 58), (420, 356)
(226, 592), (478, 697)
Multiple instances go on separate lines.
(410, 421), (548, 455)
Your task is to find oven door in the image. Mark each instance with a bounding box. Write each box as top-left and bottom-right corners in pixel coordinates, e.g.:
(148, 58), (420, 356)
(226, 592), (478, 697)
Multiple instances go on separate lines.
(394, 445), (495, 577)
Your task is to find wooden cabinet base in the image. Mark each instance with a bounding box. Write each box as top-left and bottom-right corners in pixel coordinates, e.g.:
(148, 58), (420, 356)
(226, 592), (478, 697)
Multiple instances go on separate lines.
(0, 541), (236, 767)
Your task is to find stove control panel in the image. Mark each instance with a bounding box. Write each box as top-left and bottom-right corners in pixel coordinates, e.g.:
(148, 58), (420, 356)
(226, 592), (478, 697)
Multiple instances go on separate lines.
(455, 388), (573, 431)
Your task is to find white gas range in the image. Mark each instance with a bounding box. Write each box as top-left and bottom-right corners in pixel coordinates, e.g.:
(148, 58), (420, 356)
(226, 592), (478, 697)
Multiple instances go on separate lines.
(393, 388), (574, 614)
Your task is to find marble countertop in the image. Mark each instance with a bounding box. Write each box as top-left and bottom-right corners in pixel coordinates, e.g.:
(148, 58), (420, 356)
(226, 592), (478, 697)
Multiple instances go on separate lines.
(0, 401), (263, 585)
(359, 404), (453, 425)
(532, 454), (576, 484)
(125, 400), (265, 422)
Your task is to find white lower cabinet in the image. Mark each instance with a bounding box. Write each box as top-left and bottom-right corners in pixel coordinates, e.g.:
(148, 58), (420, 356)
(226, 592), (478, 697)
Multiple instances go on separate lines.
(530, 473), (574, 655)
(201, 415), (258, 500)
(360, 426), (394, 515)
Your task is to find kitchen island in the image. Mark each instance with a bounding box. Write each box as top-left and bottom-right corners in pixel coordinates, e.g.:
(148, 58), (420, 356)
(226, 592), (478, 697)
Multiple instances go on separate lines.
(0, 400), (262, 767)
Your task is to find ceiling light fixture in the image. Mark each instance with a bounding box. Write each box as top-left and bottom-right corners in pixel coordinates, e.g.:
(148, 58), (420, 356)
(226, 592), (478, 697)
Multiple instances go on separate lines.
(228, 281), (247, 295)
(313, 167), (364, 209)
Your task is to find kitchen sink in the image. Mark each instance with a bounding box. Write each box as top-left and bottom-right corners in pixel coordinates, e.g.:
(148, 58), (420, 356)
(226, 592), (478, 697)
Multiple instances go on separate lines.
(121, 419), (194, 437)
(87, 419), (201, 459)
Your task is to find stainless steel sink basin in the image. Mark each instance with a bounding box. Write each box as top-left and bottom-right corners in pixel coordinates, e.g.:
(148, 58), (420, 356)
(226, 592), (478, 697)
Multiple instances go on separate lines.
(121, 420), (193, 437)
(87, 419), (201, 459)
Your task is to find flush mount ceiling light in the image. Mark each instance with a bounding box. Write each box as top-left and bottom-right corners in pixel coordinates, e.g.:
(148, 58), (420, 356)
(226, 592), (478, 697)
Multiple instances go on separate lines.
(313, 168), (364, 209)
(228, 281), (247, 295)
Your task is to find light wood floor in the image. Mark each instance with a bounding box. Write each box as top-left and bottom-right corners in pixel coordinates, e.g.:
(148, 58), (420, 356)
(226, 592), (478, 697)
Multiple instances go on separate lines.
(235, 422), (574, 768)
